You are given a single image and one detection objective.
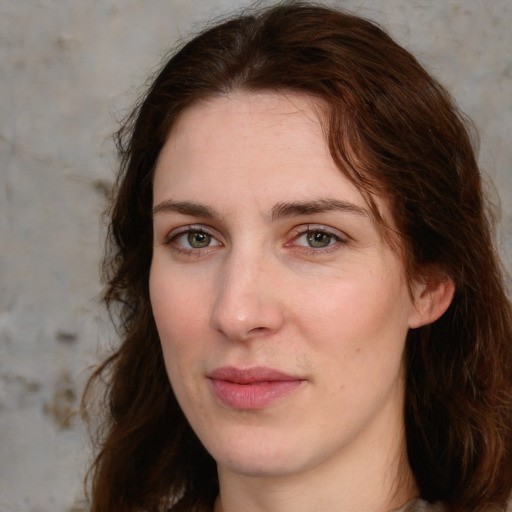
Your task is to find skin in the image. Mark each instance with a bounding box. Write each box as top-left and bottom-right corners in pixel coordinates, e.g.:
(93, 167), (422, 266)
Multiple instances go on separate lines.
(149, 92), (453, 512)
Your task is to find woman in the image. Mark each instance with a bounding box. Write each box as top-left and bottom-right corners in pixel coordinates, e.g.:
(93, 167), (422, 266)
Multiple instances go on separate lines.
(83, 3), (512, 511)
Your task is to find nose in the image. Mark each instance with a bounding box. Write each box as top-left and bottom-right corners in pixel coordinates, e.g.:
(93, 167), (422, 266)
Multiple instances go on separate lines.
(211, 250), (285, 341)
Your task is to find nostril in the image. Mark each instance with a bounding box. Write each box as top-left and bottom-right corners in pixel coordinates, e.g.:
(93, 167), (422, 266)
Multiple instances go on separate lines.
(248, 326), (272, 336)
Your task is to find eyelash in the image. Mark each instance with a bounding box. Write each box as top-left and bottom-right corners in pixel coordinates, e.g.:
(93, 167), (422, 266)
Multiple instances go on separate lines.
(163, 224), (348, 256)
(164, 225), (222, 255)
(287, 225), (348, 254)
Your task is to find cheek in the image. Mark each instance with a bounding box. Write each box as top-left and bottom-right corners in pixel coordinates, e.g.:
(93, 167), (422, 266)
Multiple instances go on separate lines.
(149, 268), (207, 368)
(300, 273), (410, 402)
(292, 269), (413, 387)
(150, 278), (208, 416)
(298, 272), (411, 337)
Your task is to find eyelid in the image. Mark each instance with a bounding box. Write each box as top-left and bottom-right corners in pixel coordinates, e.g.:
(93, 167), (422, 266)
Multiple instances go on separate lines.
(160, 222), (349, 253)
(286, 224), (349, 251)
(289, 224), (348, 241)
(164, 224), (223, 247)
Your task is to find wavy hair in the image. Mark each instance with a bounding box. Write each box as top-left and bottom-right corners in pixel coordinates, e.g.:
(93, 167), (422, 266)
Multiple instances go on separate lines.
(82, 3), (512, 511)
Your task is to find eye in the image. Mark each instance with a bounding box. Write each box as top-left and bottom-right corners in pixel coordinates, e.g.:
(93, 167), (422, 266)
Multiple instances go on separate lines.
(167, 227), (222, 251)
(305, 231), (334, 248)
(285, 224), (350, 256)
(186, 231), (212, 248)
(294, 228), (341, 249)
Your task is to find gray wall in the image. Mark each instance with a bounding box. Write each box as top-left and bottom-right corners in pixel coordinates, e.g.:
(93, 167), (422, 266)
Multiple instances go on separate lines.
(1, 1), (510, 511)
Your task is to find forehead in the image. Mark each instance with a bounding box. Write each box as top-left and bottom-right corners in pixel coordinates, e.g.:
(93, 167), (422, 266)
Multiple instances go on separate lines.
(158, 92), (329, 179)
(153, 91), (391, 228)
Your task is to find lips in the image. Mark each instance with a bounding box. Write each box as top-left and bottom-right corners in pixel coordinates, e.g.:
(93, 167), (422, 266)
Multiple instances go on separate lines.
(207, 366), (305, 410)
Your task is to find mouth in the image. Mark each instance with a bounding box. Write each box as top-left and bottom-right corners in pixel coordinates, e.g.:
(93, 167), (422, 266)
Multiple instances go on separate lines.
(207, 366), (306, 410)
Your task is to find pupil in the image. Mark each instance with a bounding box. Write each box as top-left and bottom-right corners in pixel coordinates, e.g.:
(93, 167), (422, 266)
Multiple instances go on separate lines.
(188, 232), (210, 248)
(308, 231), (331, 248)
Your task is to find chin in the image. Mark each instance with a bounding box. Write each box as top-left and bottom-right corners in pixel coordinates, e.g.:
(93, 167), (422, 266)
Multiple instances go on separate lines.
(208, 430), (316, 478)
(218, 452), (299, 478)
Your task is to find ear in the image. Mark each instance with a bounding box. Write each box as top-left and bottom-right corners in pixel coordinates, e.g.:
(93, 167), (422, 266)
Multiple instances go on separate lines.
(408, 271), (455, 329)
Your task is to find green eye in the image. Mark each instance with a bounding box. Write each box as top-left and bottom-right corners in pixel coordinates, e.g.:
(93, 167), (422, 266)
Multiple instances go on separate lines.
(187, 231), (211, 248)
(307, 231), (333, 248)
(168, 227), (222, 252)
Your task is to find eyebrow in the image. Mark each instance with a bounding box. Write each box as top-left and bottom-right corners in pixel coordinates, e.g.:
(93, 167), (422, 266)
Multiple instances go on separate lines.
(152, 198), (369, 220)
(269, 199), (369, 221)
(152, 200), (216, 218)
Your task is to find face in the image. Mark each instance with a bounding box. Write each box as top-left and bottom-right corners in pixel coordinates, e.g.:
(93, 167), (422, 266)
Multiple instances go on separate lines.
(150, 92), (423, 480)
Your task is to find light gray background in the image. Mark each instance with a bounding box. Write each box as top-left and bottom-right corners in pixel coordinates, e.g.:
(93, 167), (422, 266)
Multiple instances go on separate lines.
(1, 1), (511, 511)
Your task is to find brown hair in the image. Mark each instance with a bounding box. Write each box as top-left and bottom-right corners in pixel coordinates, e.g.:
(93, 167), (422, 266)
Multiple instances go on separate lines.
(83, 3), (512, 511)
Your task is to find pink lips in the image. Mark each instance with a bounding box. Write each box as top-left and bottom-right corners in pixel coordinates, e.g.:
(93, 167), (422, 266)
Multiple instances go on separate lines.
(207, 366), (305, 410)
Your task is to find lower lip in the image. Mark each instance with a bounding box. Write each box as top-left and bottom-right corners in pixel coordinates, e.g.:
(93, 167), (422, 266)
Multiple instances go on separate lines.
(208, 379), (304, 410)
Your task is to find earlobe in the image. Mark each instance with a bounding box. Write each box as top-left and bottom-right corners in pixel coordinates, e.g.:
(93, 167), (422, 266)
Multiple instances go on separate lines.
(408, 274), (455, 329)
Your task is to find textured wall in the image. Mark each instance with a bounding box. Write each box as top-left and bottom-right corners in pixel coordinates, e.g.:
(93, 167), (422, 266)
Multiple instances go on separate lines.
(1, 1), (510, 510)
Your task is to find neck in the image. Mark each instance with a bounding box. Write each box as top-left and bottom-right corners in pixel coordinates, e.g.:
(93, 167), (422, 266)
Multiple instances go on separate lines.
(213, 418), (417, 512)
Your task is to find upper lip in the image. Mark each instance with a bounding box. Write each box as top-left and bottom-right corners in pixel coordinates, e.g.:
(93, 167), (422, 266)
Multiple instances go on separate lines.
(207, 366), (304, 384)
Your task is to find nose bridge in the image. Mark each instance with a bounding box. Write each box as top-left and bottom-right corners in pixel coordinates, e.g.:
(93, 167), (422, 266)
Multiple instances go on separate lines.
(211, 244), (284, 340)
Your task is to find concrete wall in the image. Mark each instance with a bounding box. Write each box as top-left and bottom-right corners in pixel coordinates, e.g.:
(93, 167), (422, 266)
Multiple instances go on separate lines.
(1, 1), (510, 510)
